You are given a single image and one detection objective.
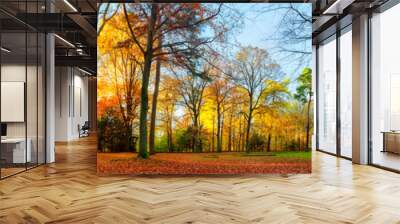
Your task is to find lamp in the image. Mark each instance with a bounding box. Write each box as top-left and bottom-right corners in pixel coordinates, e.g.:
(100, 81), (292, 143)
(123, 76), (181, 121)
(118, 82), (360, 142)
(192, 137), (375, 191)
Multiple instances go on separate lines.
(54, 34), (75, 48)
(63, 0), (78, 12)
(0, 47), (11, 53)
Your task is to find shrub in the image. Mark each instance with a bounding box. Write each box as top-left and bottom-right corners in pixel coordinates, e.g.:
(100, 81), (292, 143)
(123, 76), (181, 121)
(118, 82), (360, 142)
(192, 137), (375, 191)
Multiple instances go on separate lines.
(248, 133), (266, 152)
(98, 108), (137, 152)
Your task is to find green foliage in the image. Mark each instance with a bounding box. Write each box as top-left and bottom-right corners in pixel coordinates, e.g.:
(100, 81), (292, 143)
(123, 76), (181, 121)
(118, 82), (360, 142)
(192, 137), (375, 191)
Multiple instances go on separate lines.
(262, 79), (291, 109)
(174, 127), (209, 152)
(154, 135), (169, 152)
(175, 128), (193, 152)
(294, 67), (312, 104)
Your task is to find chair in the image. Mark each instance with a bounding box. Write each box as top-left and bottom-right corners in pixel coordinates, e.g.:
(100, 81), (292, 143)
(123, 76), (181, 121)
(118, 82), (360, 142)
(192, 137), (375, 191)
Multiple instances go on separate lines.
(79, 121), (90, 138)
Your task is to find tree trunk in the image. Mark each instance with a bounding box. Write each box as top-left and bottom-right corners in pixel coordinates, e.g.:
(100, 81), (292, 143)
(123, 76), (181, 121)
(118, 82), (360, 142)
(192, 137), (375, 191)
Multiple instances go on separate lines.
(212, 115), (215, 152)
(238, 116), (242, 152)
(284, 129), (288, 150)
(246, 95), (253, 153)
(138, 5), (157, 159)
(220, 113), (224, 152)
(149, 38), (162, 155)
(298, 136), (301, 151)
(239, 116), (245, 152)
(166, 113), (173, 152)
(228, 113), (233, 152)
(305, 93), (312, 151)
(245, 94), (254, 153)
(241, 116), (246, 152)
(231, 127), (235, 152)
(169, 133), (173, 152)
(216, 106), (222, 152)
(245, 110), (252, 153)
(192, 113), (200, 152)
(267, 133), (271, 152)
(197, 114), (202, 152)
(167, 125), (171, 152)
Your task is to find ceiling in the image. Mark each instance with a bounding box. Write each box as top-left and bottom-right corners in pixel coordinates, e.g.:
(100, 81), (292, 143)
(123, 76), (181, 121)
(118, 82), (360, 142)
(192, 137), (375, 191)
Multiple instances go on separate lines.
(0, 0), (394, 74)
(0, 0), (97, 75)
(312, 0), (391, 43)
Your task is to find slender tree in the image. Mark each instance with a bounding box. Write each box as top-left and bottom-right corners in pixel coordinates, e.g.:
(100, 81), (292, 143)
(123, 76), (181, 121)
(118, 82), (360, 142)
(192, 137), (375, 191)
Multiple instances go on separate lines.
(294, 68), (312, 150)
(149, 37), (163, 155)
(207, 77), (233, 152)
(174, 62), (210, 152)
(231, 46), (279, 153)
(158, 76), (180, 152)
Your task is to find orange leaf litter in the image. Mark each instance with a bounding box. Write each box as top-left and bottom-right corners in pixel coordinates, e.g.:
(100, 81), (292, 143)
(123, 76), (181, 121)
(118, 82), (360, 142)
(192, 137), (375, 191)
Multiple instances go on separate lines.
(97, 152), (311, 175)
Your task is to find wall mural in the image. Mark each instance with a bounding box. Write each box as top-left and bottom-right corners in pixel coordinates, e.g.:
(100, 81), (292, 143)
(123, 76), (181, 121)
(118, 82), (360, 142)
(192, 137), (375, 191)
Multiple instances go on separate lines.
(97, 3), (312, 175)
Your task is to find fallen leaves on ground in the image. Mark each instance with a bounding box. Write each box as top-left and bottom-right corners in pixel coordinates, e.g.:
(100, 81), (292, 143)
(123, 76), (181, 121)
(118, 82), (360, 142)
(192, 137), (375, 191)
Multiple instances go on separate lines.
(97, 152), (311, 175)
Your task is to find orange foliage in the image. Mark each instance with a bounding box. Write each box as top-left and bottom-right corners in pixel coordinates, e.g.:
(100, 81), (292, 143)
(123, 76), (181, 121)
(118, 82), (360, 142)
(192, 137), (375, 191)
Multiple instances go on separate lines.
(97, 4), (313, 155)
(97, 11), (143, 119)
(97, 152), (311, 175)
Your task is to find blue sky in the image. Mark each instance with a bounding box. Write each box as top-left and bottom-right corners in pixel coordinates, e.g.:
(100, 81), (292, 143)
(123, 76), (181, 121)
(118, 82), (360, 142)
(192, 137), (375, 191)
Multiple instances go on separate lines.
(223, 3), (312, 91)
(99, 3), (312, 91)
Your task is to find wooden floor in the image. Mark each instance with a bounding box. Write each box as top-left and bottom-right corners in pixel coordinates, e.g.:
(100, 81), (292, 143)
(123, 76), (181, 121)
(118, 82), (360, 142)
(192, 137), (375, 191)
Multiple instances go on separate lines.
(372, 150), (400, 171)
(1, 136), (400, 223)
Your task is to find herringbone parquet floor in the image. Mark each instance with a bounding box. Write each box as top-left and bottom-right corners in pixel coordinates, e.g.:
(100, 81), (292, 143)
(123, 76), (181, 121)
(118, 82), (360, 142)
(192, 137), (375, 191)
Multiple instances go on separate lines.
(1, 136), (400, 224)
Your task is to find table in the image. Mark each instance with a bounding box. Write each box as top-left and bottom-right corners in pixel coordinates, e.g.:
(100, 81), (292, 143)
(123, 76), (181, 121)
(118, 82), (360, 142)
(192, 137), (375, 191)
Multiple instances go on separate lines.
(1, 138), (32, 164)
(381, 131), (400, 154)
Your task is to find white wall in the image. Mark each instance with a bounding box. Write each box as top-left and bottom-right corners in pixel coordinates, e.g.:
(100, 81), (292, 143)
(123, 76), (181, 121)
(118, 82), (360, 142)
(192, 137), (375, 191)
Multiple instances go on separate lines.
(1, 65), (27, 141)
(72, 72), (89, 138)
(55, 66), (70, 141)
(55, 67), (89, 141)
(1, 65), (38, 138)
(1, 63), (46, 164)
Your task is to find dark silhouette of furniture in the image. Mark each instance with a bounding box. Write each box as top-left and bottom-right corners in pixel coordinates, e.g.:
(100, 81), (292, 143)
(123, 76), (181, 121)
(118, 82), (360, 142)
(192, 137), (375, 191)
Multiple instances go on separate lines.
(79, 121), (90, 138)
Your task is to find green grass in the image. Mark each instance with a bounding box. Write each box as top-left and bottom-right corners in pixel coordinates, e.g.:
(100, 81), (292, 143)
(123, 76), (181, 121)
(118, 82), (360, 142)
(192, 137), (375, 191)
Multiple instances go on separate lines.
(246, 151), (311, 159)
(238, 151), (311, 160)
(272, 151), (311, 159)
(197, 151), (311, 162)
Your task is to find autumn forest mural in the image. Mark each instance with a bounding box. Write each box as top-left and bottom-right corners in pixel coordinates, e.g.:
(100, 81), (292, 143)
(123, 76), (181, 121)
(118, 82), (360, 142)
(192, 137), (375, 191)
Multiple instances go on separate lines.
(97, 3), (312, 174)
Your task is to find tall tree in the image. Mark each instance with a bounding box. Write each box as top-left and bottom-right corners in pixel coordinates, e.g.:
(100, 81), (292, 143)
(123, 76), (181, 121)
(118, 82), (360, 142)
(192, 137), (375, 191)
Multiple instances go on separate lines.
(294, 67), (312, 150)
(122, 3), (226, 158)
(149, 37), (163, 155)
(257, 79), (290, 151)
(158, 76), (180, 152)
(98, 12), (142, 151)
(174, 62), (210, 152)
(231, 46), (280, 153)
(207, 77), (232, 152)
